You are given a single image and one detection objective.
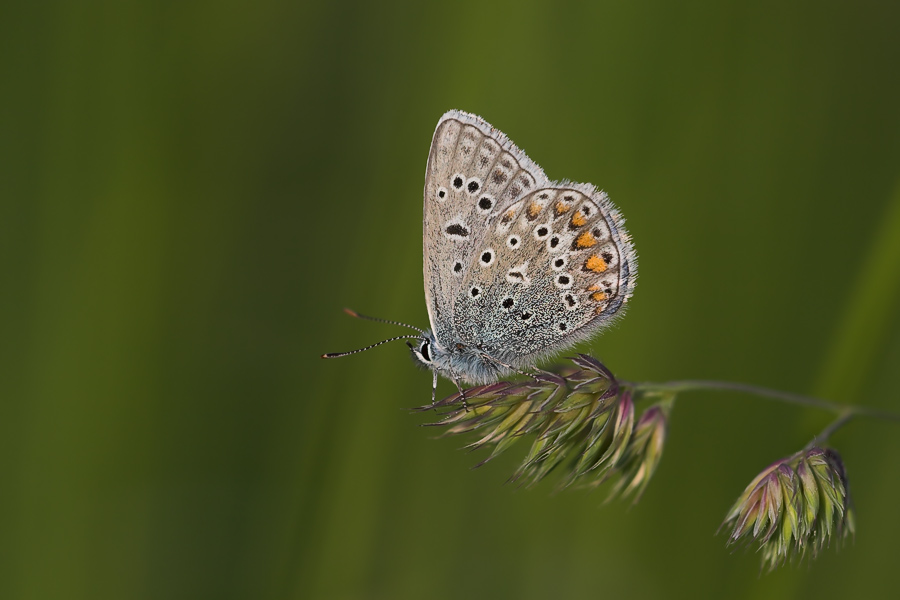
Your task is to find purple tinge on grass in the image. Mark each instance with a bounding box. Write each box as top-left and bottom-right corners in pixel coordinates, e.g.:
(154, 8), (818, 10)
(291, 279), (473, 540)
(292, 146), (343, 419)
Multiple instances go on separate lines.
(721, 447), (855, 571)
(417, 354), (672, 498)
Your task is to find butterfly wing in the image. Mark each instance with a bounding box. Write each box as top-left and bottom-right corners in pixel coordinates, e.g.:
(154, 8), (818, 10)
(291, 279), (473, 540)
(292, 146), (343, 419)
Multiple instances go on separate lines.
(423, 110), (549, 349)
(453, 183), (637, 368)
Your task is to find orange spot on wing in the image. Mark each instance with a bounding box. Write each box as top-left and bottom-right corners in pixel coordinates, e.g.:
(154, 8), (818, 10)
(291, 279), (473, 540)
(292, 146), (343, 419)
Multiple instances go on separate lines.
(591, 291), (608, 302)
(554, 200), (570, 215)
(527, 202), (542, 219)
(570, 211), (587, 228)
(575, 231), (597, 248)
(585, 255), (608, 273)
(587, 284), (601, 292)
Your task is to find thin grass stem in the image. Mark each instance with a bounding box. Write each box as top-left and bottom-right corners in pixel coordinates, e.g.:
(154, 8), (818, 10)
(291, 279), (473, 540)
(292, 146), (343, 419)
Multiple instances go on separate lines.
(629, 379), (900, 422)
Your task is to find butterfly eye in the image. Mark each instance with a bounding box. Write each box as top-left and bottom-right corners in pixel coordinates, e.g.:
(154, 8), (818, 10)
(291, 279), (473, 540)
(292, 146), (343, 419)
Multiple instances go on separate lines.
(420, 340), (431, 362)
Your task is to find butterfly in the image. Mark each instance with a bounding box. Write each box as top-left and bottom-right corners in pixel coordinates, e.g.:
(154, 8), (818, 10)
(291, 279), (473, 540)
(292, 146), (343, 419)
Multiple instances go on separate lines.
(324, 110), (636, 400)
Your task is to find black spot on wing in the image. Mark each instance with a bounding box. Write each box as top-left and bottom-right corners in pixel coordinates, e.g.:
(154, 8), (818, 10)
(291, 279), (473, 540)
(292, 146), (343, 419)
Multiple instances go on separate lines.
(446, 224), (469, 237)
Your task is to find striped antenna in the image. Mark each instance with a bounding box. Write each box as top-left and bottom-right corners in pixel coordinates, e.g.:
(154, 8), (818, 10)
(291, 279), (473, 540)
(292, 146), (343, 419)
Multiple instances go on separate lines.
(342, 308), (426, 335)
(321, 335), (422, 359)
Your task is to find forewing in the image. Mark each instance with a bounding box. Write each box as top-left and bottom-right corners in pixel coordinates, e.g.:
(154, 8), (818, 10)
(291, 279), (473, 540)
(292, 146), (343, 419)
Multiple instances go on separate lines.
(452, 184), (637, 367)
(423, 110), (549, 347)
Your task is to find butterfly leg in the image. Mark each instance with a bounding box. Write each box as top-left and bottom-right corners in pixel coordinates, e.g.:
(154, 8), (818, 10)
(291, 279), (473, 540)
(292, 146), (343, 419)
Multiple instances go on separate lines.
(453, 377), (469, 412)
(430, 370), (438, 408)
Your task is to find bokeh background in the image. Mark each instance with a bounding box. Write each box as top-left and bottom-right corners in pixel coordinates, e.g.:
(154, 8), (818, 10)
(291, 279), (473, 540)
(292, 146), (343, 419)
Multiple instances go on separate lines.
(3, 1), (900, 599)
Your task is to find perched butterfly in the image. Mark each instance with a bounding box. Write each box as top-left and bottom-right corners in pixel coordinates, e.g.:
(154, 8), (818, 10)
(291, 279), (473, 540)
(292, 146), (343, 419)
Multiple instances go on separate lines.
(324, 110), (636, 400)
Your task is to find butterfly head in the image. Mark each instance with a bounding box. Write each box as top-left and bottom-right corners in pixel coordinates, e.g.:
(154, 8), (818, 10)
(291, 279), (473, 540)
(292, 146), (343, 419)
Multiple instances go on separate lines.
(408, 331), (512, 385)
(407, 330), (444, 370)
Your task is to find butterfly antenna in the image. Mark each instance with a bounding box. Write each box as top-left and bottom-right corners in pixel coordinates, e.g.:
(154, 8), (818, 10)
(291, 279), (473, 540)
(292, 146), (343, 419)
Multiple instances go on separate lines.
(321, 335), (423, 359)
(342, 308), (427, 335)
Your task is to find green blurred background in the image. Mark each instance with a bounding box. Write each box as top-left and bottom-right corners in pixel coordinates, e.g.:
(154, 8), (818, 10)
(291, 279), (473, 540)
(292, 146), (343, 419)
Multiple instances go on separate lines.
(3, 1), (900, 598)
